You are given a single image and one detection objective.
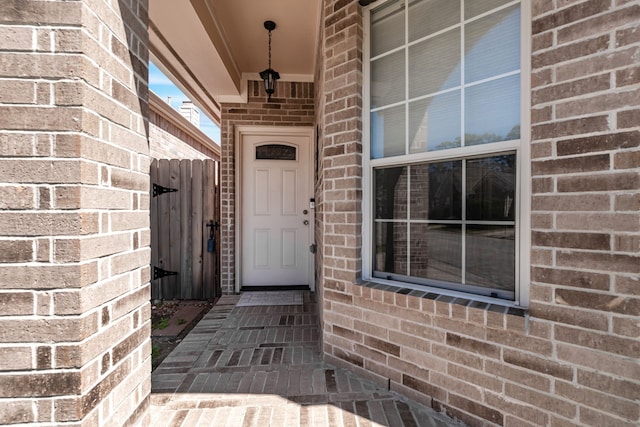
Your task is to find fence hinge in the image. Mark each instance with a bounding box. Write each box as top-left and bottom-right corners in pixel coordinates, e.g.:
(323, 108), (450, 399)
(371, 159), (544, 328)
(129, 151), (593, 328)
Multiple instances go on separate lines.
(153, 266), (178, 280)
(152, 183), (178, 197)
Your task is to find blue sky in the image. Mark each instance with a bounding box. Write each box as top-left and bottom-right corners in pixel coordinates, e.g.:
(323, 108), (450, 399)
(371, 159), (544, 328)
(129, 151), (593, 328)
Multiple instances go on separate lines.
(148, 62), (221, 143)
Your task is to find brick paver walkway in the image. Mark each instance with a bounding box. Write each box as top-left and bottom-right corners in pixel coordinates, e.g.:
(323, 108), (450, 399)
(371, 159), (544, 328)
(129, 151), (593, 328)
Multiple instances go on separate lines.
(151, 292), (463, 427)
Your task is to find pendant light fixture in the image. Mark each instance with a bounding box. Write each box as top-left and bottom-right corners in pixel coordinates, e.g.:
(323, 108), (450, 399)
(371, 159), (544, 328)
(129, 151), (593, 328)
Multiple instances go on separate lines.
(259, 20), (280, 100)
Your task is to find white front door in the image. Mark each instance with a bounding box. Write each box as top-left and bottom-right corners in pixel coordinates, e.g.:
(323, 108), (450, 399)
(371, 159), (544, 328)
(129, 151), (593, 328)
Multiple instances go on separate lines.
(239, 128), (313, 288)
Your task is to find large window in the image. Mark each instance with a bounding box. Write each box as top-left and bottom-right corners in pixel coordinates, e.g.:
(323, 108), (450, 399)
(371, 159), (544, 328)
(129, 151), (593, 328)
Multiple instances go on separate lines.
(364, 0), (529, 303)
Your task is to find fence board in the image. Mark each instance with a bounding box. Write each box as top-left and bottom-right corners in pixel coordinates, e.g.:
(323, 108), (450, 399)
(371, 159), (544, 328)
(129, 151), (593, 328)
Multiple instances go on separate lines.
(168, 159), (181, 297)
(157, 159), (172, 299)
(191, 159), (204, 299)
(179, 160), (192, 297)
(203, 159), (215, 299)
(150, 160), (160, 300)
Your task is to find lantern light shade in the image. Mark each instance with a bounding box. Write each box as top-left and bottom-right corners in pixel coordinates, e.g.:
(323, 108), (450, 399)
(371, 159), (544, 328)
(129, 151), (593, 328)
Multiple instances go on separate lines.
(260, 20), (280, 100)
(260, 68), (280, 98)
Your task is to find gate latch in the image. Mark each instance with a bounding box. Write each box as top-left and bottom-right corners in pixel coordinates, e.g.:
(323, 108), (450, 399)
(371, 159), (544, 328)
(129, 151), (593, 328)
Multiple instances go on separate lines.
(206, 220), (219, 253)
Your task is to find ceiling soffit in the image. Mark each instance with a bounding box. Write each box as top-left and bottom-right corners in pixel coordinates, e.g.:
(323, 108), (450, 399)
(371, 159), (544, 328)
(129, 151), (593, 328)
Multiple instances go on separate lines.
(149, 0), (321, 120)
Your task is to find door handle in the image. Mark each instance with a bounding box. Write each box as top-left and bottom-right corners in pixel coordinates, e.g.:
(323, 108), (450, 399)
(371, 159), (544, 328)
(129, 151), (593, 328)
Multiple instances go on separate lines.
(303, 209), (308, 215)
(303, 220), (309, 225)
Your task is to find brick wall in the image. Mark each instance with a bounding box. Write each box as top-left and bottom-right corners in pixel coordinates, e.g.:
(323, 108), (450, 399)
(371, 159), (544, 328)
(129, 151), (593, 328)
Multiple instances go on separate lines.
(318, 0), (364, 288)
(314, 3), (328, 332)
(0, 1), (151, 425)
(219, 80), (314, 294)
(149, 92), (220, 161)
(318, 1), (639, 426)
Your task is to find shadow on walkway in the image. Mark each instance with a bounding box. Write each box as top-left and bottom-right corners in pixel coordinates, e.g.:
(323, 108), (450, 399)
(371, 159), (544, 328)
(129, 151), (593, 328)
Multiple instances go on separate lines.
(151, 292), (463, 426)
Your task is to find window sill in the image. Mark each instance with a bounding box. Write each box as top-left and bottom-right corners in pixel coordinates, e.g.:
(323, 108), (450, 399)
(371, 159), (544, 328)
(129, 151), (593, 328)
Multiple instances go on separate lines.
(355, 280), (528, 332)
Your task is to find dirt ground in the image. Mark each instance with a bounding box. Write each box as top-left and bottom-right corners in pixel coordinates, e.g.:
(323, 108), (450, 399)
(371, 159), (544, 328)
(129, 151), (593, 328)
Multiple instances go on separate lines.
(151, 300), (216, 370)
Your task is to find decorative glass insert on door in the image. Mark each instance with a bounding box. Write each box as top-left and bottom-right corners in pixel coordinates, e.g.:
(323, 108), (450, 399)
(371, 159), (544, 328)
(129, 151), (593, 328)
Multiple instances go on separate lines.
(256, 144), (297, 160)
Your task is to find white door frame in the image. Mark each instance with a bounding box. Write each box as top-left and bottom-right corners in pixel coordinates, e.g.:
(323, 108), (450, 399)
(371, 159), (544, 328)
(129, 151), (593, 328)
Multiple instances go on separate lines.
(235, 125), (315, 293)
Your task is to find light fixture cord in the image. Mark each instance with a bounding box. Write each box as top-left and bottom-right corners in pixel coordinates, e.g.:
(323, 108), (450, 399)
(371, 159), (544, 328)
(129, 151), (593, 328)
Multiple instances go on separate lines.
(268, 29), (272, 69)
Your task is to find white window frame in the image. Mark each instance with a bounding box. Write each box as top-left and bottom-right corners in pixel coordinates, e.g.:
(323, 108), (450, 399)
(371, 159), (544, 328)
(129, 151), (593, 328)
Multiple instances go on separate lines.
(362, 0), (531, 307)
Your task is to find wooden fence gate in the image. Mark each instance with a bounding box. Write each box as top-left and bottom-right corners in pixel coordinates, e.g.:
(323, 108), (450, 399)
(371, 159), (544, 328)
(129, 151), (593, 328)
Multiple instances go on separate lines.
(150, 158), (220, 300)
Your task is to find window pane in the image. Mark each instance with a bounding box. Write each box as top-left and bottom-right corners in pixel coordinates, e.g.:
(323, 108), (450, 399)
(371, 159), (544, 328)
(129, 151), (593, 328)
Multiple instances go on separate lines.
(375, 166), (408, 219)
(371, 105), (406, 158)
(465, 5), (520, 83)
(409, 91), (461, 153)
(425, 161), (462, 220)
(410, 161), (462, 220)
(408, 0), (460, 42)
(465, 0), (513, 19)
(409, 164), (429, 219)
(371, 0), (405, 57)
(464, 74), (520, 145)
(466, 225), (515, 291)
(374, 222), (408, 275)
(371, 50), (405, 109)
(409, 28), (461, 98)
(410, 224), (462, 283)
(466, 154), (516, 221)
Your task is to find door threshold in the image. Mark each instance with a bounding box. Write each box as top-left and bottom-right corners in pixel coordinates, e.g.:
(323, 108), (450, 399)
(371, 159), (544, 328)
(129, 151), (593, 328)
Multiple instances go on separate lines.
(241, 285), (310, 292)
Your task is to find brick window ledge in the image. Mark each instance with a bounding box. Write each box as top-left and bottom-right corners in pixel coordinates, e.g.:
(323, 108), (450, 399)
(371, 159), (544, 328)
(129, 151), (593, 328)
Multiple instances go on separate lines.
(355, 280), (528, 332)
